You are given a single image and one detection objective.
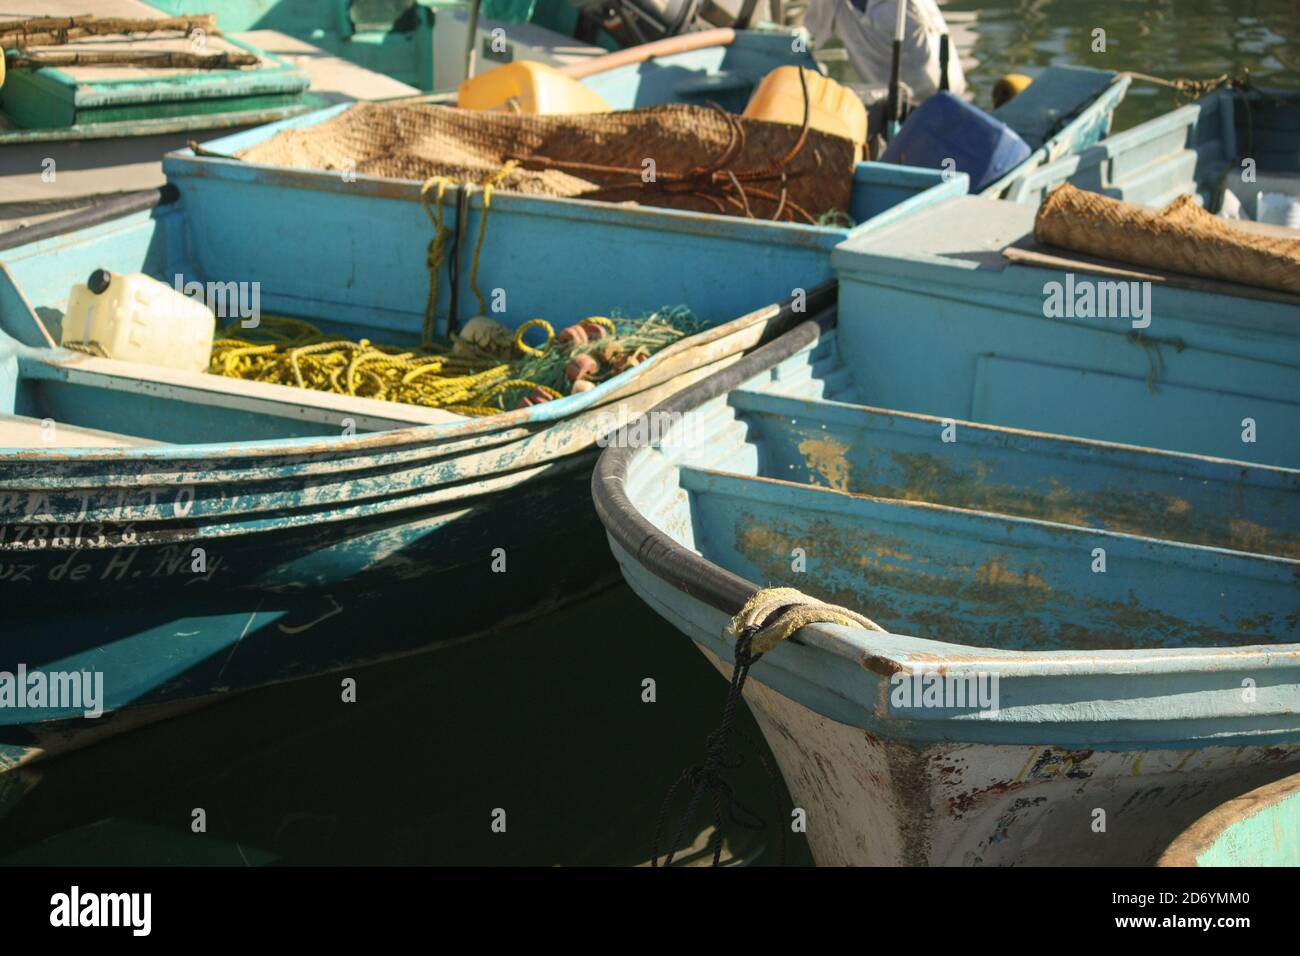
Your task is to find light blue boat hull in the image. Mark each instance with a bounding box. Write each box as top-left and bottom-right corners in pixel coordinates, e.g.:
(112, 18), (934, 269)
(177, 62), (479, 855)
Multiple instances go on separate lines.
(593, 285), (1300, 863)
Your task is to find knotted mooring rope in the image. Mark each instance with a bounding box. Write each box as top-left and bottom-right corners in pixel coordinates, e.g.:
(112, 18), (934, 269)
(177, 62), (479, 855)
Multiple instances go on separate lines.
(419, 160), (520, 345)
(652, 587), (882, 867)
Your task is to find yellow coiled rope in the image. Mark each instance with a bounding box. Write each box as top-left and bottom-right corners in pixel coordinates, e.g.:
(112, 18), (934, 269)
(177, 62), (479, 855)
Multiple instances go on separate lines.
(210, 319), (520, 416)
(209, 308), (697, 417)
(209, 158), (700, 417)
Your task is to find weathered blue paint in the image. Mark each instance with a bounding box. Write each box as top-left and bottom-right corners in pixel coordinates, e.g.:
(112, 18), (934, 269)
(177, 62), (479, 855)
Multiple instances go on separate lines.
(150, 61), (1127, 329)
(593, 312), (1300, 864)
(160, 142), (965, 338)
(832, 195), (1300, 468)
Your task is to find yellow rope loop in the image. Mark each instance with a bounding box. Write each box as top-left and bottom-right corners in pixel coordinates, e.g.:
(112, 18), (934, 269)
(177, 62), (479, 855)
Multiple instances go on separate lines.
(288, 339), (360, 388)
(583, 315), (617, 336)
(480, 378), (554, 404)
(513, 318), (554, 358)
(468, 160), (520, 317)
(207, 309), (696, 415)
(420, 175), (457, 346)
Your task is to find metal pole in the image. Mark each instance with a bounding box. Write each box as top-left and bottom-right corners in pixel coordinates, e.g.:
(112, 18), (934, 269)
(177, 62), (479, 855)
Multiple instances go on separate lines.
(463, 0), (482, 83)
(939, 32), (950, 91)
(885, 1), (907, 139)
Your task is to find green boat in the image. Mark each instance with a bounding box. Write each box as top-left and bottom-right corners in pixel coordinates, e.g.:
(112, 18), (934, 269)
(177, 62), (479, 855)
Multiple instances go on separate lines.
(1159, 772), (1300, 866)
(0, 3), (322, 142)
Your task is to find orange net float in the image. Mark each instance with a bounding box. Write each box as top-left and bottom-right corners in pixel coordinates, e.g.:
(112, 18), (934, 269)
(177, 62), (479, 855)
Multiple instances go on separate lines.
(565, 353), (599, 383)
(557, 316), (616, 350)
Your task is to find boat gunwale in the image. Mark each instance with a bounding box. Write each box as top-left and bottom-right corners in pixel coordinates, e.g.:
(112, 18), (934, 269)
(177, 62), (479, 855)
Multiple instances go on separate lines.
(590, 309), (1300, 678)
(0, 347), (752, 530)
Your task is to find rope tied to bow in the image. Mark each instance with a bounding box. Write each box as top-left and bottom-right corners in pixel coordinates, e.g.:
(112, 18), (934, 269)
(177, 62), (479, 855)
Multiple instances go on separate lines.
(652, 587), (881, 867)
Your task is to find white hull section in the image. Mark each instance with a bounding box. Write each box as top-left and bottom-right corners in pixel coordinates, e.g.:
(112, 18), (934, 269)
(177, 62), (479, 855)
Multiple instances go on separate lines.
(700, 647), (1300, 866)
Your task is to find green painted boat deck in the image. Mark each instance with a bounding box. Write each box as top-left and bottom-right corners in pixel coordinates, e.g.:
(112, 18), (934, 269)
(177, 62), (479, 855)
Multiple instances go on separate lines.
(0, 0), (313, 133)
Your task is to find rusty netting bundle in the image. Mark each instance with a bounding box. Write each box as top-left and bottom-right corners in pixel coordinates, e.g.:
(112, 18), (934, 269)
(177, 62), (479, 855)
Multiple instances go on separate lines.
(1035, 183), (1300, 295)
(235, 102), (857, 224)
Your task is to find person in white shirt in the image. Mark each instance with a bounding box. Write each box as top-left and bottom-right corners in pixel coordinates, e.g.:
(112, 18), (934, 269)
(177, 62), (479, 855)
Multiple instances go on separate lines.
(804, 0), (967, 102)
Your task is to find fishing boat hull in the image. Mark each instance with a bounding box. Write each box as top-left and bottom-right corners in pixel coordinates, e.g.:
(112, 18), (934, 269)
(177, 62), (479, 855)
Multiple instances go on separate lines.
(1, 465), (610, 771)
(698, 646), (1298, 866)
(593, 313), (1300, 866)
(1008, 85), (1300, 211)
(0, 288), (801, 769)
(1, 123), (971, 764)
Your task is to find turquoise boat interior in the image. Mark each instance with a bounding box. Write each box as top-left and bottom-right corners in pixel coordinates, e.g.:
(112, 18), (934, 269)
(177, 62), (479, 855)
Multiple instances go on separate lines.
(832, 190), (1300, 469)
(0, 159), (962, 447)
(609, 318), (1299, 660)
(1160, 772), (1300, 867)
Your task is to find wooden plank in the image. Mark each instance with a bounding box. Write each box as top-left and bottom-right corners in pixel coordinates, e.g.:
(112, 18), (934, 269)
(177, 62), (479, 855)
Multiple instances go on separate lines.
(0, 413), (163, 448)
(1002, 241), (1300, 307)
(30, 351), (470, 429)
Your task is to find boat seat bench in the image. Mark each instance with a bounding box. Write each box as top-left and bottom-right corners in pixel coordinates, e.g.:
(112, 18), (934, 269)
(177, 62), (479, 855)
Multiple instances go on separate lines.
(0, 413), (163, 448)
(678, 463), (1300, 652)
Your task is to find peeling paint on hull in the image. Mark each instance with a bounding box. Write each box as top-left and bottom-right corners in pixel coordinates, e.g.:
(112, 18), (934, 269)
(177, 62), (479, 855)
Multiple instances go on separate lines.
(701, 645), (1300, 866)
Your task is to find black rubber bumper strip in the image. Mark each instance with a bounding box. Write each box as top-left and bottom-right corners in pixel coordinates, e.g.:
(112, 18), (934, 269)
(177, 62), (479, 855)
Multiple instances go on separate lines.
(0, 184), (180, 253)
(591, 282), (838, 618)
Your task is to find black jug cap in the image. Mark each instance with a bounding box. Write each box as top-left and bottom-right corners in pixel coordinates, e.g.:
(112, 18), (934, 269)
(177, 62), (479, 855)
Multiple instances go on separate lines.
(87, 269), (112, 295)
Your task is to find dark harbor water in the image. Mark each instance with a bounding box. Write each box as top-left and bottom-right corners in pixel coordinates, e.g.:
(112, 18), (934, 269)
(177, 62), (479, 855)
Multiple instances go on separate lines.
(1, 0), (1296, 866)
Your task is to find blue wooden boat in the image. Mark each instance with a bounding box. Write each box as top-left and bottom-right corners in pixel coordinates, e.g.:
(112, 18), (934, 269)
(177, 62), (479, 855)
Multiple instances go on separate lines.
(832, 189), (1299, 467)
(1158, 771), (1300, 867)
(155, 61), (1127, 305)
(593, 213), (1300, 864)
(1008, 84), (1300, 212)
(973, 66), (1130, 198)
(0, 152), (965, 771)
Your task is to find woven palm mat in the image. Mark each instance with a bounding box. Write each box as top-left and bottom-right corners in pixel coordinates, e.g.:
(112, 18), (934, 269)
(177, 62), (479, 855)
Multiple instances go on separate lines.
(235, 102), (856, 223)
(1036, 183), (1300, 295)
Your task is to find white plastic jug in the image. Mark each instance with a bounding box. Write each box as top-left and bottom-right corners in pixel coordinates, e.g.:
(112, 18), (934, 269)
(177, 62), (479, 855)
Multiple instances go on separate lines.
(62, 270), (216, 373)
(1257, 191), (1300, 229)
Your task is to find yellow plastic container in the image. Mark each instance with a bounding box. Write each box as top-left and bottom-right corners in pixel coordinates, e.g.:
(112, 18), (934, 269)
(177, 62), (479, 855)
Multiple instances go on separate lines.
(457, 61), (612, 115)
(993, 73), (1033, 109)
(62, 270), (215, 373)
(743, 67), (868, 158)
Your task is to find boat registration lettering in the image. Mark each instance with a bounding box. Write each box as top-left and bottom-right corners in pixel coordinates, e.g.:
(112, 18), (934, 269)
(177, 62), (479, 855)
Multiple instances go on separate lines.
(0, 522), (137, 549)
